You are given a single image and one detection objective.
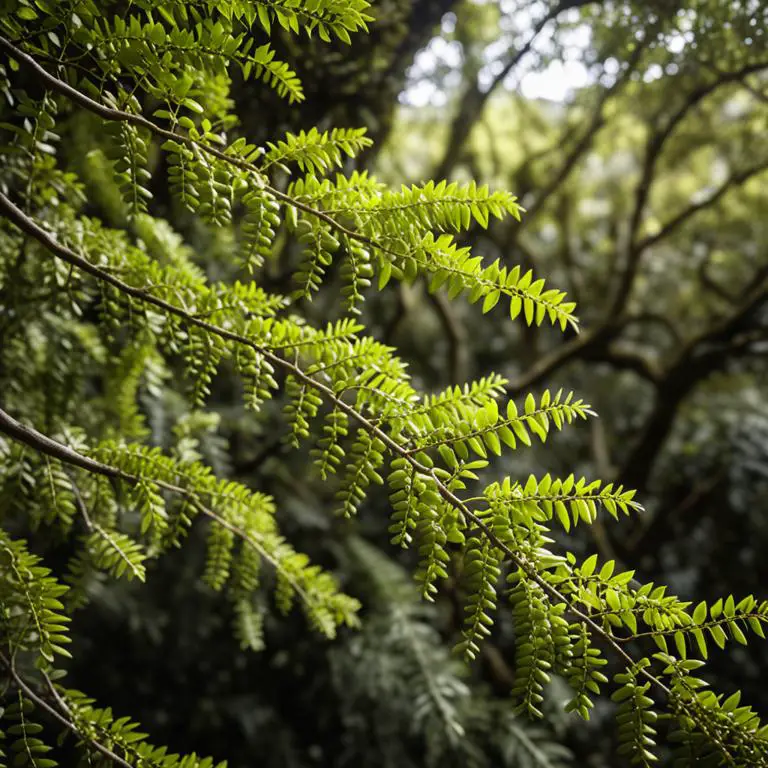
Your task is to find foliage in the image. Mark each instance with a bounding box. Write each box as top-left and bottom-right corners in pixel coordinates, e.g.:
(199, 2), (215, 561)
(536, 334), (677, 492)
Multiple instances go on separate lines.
(383, 0), (768, 762)
(0, 1), (767, 767)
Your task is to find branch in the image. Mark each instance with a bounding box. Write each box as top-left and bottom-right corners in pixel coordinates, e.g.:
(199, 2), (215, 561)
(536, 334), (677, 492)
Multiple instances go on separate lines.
(0, 403), (316, 610)
(66, 472), (94, 531)
(697, 252), (738, 304)
(0, 651), (134, 768)
(637, 159), (768, 254)
(0, 35), (414, 269)
(505, 324), (612, 394)
(520, 33), (650, 224)
(0, 199), (691, 722)
(609, 60), (768, 317)
(700, 57), (768, 106)
(617, 268), (767, 496)
(584, 346), (661, 383)
(688, 268), (768, 350)
(0, 407), (131, 483)
(433, 0), (595, 180)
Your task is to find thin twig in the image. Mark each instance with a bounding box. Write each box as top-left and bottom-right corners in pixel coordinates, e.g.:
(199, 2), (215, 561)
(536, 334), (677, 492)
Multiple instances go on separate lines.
(0, 35), (410, 267)
(67, 473), (93, 531)
(0, 404), (313, 611)
(0, 650), (134, 768)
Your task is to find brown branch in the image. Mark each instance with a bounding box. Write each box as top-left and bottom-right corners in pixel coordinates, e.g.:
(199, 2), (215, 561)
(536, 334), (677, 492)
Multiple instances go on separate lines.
(0, 406), (131, 483)
(700, 58), (768, 106)
(433, 0), (596, 180)
(505, 324), (612, 395)
(67, 472), (94, 531)
(617, 268), (768, 497)
(0, 35), (409, 269)
(688, 270), (768, 350)
(519, 30), (652, 225)
(0, 402), (316, 607)
(585, 346), (661, 383)
(0, 651), (134, 768)
(426, 288), (469, 384)
(609, 60), (768, 317)
(697, 252), (737, 304)
(637, 160), (768, 254)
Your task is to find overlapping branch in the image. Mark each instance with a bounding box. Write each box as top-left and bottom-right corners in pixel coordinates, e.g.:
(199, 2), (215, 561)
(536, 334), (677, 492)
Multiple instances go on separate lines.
(0, 171), (749, 765)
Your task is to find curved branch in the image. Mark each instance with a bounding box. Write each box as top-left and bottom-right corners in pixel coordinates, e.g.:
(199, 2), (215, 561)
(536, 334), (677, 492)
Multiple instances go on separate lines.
(637, 160), (768, 254)
(0, 35), (410, 268)
(506, 324), (612, 395)
(433, 0), (596, 180)
(584, 346), (661, 383)
(520, 30), (653, 224)
(618, 268), (768, 496)
(0, 191), (692, 721)
(609, 60), (768, 317)
(0, 403), (315, 610)
(0, 651), (134, 768)
(0, 407), (130, 482)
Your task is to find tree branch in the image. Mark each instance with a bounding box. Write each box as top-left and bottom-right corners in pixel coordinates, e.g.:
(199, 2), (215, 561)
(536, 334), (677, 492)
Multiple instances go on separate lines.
(433, 0), (595, 180)
(0, 35), (420, 269)
(0, 406), (131, 483)
(637, 159), (768, 254)
(697, 251), (738, 304)
(609, 60), (768, 317)
(0, 651), (134, 768)
(584, 346), (661, 383)
(617, 267), (768, 497)
(506, 324), (612, 395)
(520, 29), (653, 225)
(0, 403), (317, 609)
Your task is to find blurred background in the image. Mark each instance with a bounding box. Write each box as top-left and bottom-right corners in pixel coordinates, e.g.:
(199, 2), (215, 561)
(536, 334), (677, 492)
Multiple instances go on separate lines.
(62, 1), (768, 766)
